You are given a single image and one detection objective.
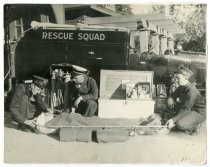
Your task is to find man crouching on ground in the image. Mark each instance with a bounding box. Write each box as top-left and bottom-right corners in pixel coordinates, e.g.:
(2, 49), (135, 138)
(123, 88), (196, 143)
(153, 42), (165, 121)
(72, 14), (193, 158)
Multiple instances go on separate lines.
(10, 75), (54, 132)
(67, 65), (98, 117)
(166, 66), (206, 135)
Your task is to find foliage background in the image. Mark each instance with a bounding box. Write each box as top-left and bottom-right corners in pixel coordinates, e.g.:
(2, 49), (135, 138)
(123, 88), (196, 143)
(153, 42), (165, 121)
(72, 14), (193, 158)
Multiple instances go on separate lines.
(116, 4), (207, 53)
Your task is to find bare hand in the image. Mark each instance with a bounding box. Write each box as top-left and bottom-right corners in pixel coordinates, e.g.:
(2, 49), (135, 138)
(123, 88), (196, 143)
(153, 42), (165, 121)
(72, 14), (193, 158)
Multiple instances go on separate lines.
(74, 96), (82, 108)
(24, 119), (36, 128)
(71, 107), (75, 113)
(167, 97), (175, 109)
(47, 108), (54, 114)
(166, 119), (175, 130)
(29, 96), (35, 102)
(64, 74), (71, 82)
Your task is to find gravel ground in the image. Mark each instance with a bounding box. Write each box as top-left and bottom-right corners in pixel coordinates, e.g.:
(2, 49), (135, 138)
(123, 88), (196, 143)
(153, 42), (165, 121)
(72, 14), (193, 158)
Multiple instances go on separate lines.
(4, 112), (207, 164)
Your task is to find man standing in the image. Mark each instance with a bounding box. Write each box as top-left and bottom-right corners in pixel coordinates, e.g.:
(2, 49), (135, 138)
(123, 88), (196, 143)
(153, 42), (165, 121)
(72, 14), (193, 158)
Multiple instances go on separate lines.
(166, 66), (206, 135)
(67, 65), (98, 117)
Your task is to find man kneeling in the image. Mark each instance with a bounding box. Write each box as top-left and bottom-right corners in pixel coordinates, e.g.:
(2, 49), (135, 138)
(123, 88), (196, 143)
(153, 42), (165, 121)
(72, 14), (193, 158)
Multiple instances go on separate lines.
(166, 66), (206, 135)
(67, 65), (98, 117)
(10, 75), (53, 132)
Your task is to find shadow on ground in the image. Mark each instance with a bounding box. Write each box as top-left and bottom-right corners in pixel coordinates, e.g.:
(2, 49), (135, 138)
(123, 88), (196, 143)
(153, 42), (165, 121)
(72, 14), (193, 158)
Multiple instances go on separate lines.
(4, 111), (20, 130)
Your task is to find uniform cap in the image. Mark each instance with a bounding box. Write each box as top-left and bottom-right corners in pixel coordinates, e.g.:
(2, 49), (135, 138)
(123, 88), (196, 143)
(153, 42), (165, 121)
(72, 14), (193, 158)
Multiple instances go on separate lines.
(71, 65), (87, 76)
(176, 66), (193, 78)
(33, 75), (48, 89)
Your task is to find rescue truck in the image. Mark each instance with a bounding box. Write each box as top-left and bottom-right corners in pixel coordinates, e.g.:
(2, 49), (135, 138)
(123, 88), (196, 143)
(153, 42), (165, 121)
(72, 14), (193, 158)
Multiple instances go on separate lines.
(7, 21), (206, 93)
(12, 21), (130, 86)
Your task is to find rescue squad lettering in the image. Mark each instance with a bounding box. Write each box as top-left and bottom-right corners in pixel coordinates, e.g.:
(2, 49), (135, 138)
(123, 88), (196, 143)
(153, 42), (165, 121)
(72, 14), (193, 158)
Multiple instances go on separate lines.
(42, 32), (106, 41)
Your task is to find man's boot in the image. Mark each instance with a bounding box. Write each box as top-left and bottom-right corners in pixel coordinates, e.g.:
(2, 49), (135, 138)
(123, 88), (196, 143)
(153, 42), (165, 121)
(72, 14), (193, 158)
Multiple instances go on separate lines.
(190, 123), (201, 136)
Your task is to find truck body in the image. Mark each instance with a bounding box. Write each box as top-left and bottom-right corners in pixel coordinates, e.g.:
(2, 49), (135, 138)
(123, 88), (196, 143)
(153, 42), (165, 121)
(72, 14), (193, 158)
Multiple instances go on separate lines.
(9, 22), (206, 91)
(14, 22), (130, 85)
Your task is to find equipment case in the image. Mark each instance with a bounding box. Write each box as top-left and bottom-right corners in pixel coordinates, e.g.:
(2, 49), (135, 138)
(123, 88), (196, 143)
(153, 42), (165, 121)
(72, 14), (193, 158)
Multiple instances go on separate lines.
(98, 70), (155, 118)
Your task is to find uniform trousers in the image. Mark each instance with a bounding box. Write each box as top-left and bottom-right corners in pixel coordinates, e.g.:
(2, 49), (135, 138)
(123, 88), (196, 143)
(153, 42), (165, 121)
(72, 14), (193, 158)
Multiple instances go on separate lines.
(175, 111), (206, 131)
(76, 100), (97, 117)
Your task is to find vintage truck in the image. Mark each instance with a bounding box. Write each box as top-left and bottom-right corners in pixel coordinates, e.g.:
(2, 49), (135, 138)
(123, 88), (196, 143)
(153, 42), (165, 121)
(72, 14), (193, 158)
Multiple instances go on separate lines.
(4, 21), (207, 118)
(12, 22), (129, 85)
(6, 21), (206, 96)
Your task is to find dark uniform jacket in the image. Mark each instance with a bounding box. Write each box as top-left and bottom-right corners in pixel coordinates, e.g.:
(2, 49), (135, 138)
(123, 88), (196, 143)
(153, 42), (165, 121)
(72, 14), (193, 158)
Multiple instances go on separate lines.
(32, 93), (49, 117)
(69, 75), (98, 105)
(10, 84), (49, 123)
(10, 84), (35, 123)
(171, 82), (206, 122)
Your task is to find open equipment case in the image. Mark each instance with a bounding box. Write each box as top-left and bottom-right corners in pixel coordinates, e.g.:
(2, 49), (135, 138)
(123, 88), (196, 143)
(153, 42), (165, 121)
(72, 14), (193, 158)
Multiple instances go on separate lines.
(98, 70), (155, 119)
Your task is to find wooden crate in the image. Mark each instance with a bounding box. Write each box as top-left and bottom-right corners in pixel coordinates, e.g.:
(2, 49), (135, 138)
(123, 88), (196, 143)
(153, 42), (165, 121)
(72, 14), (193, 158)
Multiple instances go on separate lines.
(98, 70), (155, 118)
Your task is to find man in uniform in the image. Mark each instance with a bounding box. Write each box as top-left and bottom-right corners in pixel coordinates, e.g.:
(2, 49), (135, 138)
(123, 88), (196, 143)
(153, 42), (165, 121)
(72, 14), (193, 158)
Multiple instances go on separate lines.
(67, 65), (98, 117)
(166, 66), (206, 135)
(10, 75), (53, 131)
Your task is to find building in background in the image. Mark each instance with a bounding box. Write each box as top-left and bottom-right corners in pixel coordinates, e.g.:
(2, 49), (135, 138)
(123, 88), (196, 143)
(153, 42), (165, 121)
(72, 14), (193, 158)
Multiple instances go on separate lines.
(64, 4), (118, 21)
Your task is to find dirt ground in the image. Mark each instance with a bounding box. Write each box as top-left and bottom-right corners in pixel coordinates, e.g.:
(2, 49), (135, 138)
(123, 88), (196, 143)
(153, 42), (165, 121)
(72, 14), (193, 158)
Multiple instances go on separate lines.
(4, 111), (207, 164)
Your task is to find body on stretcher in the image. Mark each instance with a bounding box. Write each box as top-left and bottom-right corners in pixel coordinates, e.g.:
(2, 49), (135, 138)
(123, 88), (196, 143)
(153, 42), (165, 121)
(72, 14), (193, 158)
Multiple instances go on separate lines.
(35, 123), (169, 135)
(33, 109), (170, 136)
